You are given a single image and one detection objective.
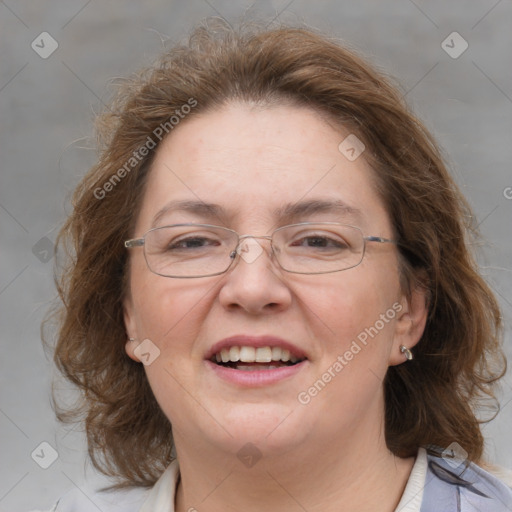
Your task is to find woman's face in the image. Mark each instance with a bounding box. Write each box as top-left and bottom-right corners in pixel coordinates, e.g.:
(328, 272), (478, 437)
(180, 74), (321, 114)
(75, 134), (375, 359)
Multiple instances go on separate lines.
(124, 103), (426, 461)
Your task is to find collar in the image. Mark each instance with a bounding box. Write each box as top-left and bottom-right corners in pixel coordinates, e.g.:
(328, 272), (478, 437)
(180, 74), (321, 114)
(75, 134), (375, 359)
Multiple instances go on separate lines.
(395, 447), (428, 511)
(138, 452), (429, 512)
(138, 447), (512, 512)
(139, 460), (179, 512)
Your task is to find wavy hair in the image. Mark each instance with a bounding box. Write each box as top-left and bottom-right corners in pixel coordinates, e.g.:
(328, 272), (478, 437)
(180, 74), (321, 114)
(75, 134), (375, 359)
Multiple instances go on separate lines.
(46, 18), (506, 487)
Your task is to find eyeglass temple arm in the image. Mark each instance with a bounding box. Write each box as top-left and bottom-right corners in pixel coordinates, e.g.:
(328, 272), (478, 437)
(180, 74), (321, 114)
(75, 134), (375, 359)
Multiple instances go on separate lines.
(364, 236), (397, 244)
(124, 239), (145, 248)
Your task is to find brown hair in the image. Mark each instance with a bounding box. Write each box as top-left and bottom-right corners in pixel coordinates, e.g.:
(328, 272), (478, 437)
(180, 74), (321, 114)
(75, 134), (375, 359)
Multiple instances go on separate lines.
(47, 18), (506, 487)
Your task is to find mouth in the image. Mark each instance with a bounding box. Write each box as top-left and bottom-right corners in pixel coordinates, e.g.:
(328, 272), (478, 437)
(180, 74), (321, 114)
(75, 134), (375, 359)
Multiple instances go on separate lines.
(205, 335), (308, 385)
(210, 345), (306, 371)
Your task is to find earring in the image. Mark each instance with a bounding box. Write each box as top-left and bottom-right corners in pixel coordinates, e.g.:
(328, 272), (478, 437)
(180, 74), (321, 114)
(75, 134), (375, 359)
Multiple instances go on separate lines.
(128, 337), (136, 342)
(400, 345), (413, 361)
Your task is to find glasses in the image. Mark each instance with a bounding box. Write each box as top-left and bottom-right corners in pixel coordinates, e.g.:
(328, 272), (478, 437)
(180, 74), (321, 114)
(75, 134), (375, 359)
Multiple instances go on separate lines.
(124, 222), (396, 278)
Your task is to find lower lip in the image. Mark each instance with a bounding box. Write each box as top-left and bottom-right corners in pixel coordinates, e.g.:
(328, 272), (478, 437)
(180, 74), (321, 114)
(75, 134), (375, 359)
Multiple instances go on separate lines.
(205, 360), (308, 386)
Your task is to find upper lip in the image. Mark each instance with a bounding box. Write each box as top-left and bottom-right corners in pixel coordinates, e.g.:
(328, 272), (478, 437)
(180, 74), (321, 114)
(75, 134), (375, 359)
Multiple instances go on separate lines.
(205, 335), (308, 361)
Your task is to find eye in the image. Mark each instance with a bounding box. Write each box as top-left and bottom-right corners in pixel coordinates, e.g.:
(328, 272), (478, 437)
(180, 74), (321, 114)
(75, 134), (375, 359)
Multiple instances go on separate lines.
(167, 235), (221, 250)
(289, 232), (350, 250)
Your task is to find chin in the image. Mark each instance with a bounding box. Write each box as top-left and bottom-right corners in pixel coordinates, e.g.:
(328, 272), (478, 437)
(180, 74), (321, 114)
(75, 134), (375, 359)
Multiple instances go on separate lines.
(209, 402), (310, 453)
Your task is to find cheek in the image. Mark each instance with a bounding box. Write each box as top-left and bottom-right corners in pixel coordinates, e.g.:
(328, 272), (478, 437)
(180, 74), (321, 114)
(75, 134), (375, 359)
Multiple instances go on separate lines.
(130, 273), (209, 357)
(132, 279), (212, 422)
(295, 274), (400, 424)
(296, 266), (398, 349)
(297, 271), (401, 410)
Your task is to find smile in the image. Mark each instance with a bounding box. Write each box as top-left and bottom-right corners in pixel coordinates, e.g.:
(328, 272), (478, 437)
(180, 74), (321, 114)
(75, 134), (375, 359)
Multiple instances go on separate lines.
(205, 335), (309, 385)
(211, 346), (305, 371)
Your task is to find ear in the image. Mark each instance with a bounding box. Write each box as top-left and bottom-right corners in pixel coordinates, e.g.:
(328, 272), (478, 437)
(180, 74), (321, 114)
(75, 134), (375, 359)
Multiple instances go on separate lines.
(123, 294), (141, 363)
(388, 283), (429, 366)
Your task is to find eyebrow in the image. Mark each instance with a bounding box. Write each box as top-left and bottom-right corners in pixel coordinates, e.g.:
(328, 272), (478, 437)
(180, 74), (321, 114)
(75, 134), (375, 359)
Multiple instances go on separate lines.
(151, 199), (227, 228)
(151, 198), (363, 228)
(274, 199), (363, 225)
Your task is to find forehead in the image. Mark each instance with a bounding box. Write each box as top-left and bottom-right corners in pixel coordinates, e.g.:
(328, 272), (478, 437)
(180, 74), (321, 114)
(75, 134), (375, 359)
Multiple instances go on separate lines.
(136, 103), (389, 233)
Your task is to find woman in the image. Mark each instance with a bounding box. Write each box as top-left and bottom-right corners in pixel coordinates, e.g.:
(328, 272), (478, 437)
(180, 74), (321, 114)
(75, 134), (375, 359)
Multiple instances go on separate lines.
(43, 18), (512, 512)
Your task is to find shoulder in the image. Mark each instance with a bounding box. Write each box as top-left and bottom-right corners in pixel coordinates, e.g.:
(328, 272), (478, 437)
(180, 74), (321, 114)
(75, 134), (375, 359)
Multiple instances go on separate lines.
(29, 460), (181, 512)
(29, 484), (150, 512)
(421, 449), (512, 511)
(480, 462), (512, 488)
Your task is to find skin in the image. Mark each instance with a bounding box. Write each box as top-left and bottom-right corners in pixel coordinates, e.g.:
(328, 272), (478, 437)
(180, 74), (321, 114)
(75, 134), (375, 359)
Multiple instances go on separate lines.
(124, 103), (428, 512)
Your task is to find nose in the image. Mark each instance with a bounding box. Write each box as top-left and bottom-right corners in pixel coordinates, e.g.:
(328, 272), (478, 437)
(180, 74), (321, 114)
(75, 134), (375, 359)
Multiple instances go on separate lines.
(218, 235), (292, 315)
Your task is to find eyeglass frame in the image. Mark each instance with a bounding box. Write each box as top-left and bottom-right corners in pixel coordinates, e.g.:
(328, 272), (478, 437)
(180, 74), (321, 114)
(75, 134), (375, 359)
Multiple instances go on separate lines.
(124, 222), (397, 278)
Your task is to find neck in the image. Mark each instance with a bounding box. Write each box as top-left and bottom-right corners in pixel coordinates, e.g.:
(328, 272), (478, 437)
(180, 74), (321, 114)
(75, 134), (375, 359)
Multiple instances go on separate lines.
(174, 421), (415, 512)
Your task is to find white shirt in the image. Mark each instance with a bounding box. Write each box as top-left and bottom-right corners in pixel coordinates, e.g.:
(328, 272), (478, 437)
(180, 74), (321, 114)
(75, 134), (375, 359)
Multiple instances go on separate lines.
(395, 447), (427, 511)
(27, 448), (454, 512)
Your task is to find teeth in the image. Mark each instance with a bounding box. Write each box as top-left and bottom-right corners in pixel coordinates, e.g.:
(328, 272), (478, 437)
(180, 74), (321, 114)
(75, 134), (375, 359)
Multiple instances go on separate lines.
(213, 346), (302, 364)
(239, 346), (256, 362)
(229, 346), (240, 362)
(255, 347), (272, 363)
(280, 349), (290, 362)
(220, 348), (230, 363)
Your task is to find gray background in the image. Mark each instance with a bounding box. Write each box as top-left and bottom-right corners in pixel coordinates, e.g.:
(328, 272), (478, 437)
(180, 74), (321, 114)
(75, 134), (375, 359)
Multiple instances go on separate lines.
(1, 1), (511, 510)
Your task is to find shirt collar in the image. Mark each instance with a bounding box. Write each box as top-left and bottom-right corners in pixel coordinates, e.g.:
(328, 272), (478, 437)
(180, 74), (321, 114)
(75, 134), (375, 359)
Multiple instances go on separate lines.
(138, 450), (429, 512)
(394, 447), (428, 512)
(139, 459), (180, 512)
